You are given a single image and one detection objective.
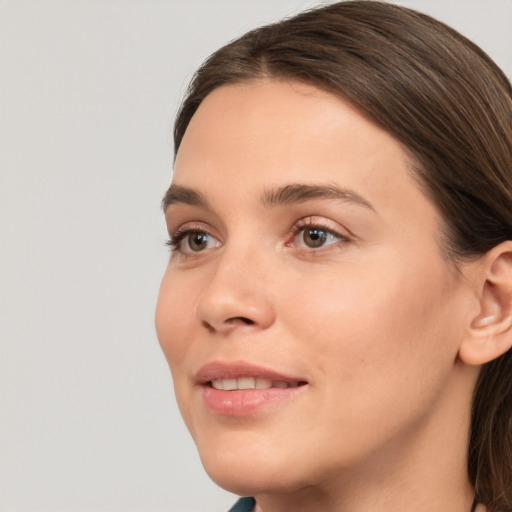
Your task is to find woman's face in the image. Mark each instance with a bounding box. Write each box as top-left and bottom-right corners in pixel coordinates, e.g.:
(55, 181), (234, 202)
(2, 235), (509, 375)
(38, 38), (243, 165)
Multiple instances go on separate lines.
(156, 80), (475, 495)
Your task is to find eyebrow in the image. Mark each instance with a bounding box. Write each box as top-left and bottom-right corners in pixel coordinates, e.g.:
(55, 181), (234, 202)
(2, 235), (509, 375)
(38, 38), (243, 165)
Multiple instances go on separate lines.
(261, 183), (375, 211)
(162, 183), (375, 213)
(162, 184), (209, 211)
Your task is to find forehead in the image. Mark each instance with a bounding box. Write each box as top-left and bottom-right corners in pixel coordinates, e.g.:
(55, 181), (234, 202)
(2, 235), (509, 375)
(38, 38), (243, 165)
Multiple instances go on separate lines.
(176, 80), (389, 165)
(173, 80), (423, 210)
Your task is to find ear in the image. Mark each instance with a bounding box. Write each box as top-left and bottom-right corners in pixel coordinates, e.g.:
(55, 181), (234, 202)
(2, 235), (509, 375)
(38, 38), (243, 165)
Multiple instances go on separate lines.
(459, 241), (512, 366)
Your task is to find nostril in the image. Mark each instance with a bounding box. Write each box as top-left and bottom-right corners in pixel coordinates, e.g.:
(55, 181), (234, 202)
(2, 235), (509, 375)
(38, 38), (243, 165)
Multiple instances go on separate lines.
(229, 317), (255, 325)
(201, 317), (254, 333)
(202, 320), (215, 333)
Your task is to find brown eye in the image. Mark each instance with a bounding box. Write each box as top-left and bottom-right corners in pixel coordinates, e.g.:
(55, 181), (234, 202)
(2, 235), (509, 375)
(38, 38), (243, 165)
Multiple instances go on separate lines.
(187, 232), (211, 252)
(302, 227), (328, 248)
(292, 224), (346, 250)
(169, 229), (221, 254)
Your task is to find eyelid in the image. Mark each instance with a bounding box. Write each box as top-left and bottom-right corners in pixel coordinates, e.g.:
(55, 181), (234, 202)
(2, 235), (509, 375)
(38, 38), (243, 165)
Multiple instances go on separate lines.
(286, 217), (352, 248)
(167, 222), (222, 255)
(168, 220), (214, 239)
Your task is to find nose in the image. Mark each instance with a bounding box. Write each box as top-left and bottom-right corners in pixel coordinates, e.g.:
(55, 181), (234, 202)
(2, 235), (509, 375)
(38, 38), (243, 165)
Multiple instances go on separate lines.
(195, 246), (275, 335)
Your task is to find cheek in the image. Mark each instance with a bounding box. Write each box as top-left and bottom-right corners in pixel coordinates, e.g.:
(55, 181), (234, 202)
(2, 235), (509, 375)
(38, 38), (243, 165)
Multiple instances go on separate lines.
(155, 269), (203, 433)
(155, 269), (195, 375)
(282, 257), (462, 396)
(273, 260), (465, 464)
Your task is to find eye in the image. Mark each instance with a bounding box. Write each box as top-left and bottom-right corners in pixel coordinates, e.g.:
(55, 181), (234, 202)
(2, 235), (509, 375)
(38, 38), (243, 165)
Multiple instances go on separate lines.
(168, 229), (221, 254)
(291, 223), (348, 249)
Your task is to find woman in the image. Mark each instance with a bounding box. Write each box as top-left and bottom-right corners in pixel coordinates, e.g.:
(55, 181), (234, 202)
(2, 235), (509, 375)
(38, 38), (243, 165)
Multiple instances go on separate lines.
(155, 2), (512, 511)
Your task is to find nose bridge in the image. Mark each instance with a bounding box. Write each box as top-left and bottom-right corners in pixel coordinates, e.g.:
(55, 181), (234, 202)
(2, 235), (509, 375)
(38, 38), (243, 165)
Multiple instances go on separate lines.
(195, 235), (274, 333)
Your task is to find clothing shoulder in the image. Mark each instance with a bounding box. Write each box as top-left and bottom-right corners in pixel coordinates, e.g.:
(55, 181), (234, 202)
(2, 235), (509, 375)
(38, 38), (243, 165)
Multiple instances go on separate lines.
(227, 497), (255, 512)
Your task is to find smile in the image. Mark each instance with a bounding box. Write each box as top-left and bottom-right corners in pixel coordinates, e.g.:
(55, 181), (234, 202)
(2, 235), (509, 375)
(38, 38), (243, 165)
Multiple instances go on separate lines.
(196, 361), (308, 416)
(210, 377), (303, 390)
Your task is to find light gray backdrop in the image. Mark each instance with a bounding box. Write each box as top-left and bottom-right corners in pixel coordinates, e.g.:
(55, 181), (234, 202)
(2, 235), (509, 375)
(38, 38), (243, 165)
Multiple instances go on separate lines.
(1, 1), (511, 511)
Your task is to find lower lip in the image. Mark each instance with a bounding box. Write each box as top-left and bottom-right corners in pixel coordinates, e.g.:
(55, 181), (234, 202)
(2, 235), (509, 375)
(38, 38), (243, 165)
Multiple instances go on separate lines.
(201, 385), (304, 416)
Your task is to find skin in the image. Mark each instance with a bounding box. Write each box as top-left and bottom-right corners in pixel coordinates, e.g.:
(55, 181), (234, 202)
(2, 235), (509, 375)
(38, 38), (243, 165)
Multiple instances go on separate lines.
(156, 80), (483, 512)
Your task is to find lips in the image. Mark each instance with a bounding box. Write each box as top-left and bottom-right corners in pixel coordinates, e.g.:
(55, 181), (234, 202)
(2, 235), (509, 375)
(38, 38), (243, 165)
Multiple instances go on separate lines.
(195, 361), (307, 416)
(196, 360), (306, 387)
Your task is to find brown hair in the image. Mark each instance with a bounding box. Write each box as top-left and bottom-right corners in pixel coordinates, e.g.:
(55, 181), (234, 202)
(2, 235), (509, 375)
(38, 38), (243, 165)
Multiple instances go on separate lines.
(173, 2), (512, 509)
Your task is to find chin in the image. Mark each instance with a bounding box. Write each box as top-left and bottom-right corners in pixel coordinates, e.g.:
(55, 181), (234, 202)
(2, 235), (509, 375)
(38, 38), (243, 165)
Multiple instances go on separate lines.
(196, 435), (308, 496)
(204, 461), (306, 497)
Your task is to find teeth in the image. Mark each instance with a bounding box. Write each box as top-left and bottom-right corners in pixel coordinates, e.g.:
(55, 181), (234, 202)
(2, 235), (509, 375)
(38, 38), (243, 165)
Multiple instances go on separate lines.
(210, 378), (293, 391)
(223, 379), (237, 391)
(237, 377), (255, 390)
(255, 378), (272, 389)
(211, 379), (224, 390)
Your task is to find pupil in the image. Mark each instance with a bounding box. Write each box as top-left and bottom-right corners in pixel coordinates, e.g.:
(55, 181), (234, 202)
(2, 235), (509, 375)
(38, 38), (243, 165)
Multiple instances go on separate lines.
(189, 233), (208, 251)
(305, 228), (326, 248)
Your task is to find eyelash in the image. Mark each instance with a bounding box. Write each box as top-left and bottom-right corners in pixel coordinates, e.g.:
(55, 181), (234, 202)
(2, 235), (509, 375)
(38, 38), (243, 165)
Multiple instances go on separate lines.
(165, 226), (210, 251)
(288, 219), (350, 248)
(165, 219), (350, 254)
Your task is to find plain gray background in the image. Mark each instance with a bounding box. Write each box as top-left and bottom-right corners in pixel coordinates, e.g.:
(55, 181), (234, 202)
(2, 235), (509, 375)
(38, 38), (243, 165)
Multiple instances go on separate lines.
(1, 1), (511, 511)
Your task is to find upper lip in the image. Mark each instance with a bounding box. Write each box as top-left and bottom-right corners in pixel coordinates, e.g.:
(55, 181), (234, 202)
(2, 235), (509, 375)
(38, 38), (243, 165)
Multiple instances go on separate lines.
(195, 360), (307, 385)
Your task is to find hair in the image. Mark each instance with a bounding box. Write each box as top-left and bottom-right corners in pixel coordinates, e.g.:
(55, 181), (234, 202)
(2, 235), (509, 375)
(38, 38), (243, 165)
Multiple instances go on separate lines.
(172, 2), (512, 509)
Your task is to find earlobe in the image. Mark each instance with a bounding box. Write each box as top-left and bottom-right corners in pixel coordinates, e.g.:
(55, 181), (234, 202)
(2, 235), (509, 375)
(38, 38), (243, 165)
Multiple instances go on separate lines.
(459, 241), (512, 366)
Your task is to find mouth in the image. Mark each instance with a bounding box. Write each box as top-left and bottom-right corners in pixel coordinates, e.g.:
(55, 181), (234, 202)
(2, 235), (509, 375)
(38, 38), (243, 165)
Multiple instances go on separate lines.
(196, 361), (308, 416)
(210, 377), (305, 391)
